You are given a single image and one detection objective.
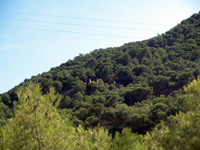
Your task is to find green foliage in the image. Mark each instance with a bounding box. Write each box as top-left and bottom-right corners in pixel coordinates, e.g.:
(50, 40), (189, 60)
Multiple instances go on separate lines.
(75, 125), (112, 150)
(73, 80), (86, 92)
(0, 85), (75, 149)
(183, 76), (200, 111)
(111, 128), (144, 150)
(1, 11), (200, 141)
(0, 97), (12, 126)
(143, 76), (200, 150)
(0, 83), (129, 150)
(1, 70), (200, 149)
(184, 76), (200, 95)
(0, 83), (76, 149)
(144, 110), (200, 150)
(0, 103), (12, 126)
(53, 80), (63, 92)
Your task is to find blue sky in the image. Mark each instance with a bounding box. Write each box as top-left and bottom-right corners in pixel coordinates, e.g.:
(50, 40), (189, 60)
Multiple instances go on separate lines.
(0, 0), (200, 93)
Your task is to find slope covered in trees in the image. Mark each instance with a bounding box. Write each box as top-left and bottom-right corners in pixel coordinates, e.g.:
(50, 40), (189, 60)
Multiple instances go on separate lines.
(0, 11), (200, 137)
(0, 77), (200, 149)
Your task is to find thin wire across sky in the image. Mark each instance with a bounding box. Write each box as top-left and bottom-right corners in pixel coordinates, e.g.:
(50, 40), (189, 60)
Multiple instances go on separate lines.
(0, 10), (172, 39)
(0, 17), (164, 32)
(0, 10), (173, 26)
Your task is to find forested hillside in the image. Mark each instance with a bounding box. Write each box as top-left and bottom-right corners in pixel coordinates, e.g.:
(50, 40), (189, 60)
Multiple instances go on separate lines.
(0, 11), (200, 147)
(1, 77), (200, 149)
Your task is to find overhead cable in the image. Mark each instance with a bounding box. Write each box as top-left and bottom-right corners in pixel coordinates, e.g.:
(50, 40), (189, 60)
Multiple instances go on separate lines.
(0, 17), (164, 32)
(0, 25), (146, 39)
(0, 10), (173, 26)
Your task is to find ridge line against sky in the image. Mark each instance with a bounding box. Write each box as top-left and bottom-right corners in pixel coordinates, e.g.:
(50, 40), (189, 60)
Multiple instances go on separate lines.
(0, 0), (200, 93)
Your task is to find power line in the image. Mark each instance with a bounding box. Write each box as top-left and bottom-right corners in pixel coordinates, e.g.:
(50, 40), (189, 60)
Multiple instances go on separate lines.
(0, 17), (164, 32)
(0, 25), (145, 39)
(0, 10), (173, 26)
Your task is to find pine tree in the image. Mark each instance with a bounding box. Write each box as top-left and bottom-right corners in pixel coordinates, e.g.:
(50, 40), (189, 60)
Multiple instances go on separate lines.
(0, 83), (76, 149)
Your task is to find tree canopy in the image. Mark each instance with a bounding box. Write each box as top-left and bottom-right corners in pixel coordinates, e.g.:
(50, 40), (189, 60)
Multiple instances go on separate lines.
(0, 11), (200, 149)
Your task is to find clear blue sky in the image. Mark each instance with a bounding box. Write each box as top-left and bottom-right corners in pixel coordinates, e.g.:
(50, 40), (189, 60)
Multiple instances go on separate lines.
(0, 0), (199, 93)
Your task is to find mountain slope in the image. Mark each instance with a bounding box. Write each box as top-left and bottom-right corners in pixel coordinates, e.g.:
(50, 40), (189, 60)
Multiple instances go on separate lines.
(1, 11), (200, 133)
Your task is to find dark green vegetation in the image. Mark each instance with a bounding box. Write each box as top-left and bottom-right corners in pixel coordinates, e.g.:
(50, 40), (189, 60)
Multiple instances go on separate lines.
(0, 12), (200, 149)
(0, 77), (200, 149)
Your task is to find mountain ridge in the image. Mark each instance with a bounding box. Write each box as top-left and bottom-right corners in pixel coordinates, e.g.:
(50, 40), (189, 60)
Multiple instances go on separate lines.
(1, 11), (200, 133)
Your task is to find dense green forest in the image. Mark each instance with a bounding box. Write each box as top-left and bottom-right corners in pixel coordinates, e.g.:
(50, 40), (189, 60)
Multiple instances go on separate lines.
(0, 12), (200, 149)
